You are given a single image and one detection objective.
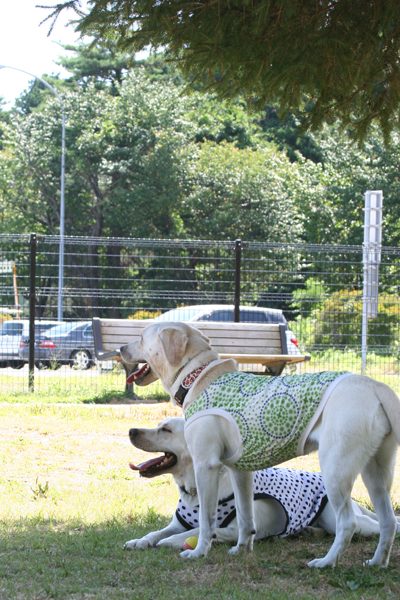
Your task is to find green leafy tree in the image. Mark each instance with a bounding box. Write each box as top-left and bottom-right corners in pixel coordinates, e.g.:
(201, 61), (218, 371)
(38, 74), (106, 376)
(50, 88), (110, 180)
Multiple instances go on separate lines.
(43, 0), (400, 142)
(179, 140), (305, 242)
(14, 75), (66, 115)
(186, 95), (259, 150)
(259, 106), (324, 164)
(292, 287), (400, 352)
(0, 97), (10, 152)
(57, 40), (132, 93)
(13, 42), (134, 116)
(13, 44), (182, 119)
(58, 43), (187, 88)
(136, 53), (185, 87)
(0, 70), (197, 315)
(300, 125), (400, 248)
(0, 71), (192, 238)
(0, 65), (271, 241)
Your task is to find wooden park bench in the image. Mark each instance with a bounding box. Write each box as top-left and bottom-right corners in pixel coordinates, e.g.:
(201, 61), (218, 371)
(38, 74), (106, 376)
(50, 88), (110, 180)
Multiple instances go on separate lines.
(92, 318), (311, 388)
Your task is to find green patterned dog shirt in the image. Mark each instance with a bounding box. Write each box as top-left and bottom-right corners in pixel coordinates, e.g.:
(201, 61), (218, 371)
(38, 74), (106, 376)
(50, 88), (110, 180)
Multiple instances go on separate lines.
(184, 371), (351, 471)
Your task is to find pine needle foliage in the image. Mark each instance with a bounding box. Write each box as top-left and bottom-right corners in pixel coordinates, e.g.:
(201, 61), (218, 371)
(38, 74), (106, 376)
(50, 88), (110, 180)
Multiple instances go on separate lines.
(40, 1), (400, 142)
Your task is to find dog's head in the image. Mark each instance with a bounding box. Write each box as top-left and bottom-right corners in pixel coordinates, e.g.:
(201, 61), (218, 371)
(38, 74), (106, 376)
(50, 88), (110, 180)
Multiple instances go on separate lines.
(120, 321), (213, 387)
(128, 417), (192, 480)
(128, 417), (233, 507)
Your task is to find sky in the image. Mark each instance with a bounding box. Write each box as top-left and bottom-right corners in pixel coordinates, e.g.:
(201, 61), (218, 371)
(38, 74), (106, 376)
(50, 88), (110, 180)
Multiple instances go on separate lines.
(0, 1), (85, 108)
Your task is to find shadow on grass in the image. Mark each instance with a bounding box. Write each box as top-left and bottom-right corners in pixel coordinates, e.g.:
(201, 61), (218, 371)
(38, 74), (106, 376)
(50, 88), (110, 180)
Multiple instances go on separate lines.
(0, 514), (180, 600)
(0, 515), (399, 600)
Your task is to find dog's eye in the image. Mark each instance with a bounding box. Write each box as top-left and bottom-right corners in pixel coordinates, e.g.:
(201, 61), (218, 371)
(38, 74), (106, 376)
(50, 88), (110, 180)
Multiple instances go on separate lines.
(161, 426), (172, 433)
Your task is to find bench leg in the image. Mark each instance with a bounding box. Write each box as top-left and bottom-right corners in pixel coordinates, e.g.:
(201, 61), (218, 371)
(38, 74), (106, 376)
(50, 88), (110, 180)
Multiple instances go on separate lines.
(262, 361), (288, 376)
(122, 362), (140, 398)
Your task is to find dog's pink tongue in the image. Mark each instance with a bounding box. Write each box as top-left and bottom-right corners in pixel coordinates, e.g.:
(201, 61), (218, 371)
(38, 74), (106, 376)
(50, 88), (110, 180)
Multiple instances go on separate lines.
(129, 456), (163, 471)
(126, 363), (149, 385)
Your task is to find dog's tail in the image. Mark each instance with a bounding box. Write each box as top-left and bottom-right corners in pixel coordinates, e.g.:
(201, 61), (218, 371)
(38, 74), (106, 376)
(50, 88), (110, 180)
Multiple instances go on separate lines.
(376, 381), (400, 445)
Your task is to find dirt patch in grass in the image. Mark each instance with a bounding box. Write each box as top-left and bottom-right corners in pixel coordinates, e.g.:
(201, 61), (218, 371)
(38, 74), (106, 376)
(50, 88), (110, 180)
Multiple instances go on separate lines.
(108, 396), (167, 405)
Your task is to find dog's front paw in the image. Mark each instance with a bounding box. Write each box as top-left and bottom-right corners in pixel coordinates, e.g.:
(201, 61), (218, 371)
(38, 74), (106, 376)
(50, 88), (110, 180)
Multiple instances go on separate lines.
(308, 557), (335, 568)
(228, 542), (253, 556)
(124, 538), (152, 551)
(180, 548), (206, 559)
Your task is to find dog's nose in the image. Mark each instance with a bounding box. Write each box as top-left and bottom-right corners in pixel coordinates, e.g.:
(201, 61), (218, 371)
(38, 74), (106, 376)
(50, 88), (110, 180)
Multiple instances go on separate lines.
(129, 428), (139, 439)
(120, 344), (126, 354)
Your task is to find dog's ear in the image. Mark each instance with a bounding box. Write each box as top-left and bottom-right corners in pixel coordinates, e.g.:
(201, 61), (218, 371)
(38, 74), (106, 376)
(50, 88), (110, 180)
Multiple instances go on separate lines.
(158, 327), (189, 368)
(198, 331), (211, 344)
(186, 324), (210, 345)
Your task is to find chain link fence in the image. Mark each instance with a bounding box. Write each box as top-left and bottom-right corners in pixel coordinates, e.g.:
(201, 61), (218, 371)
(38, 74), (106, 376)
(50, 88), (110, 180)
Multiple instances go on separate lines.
(1, 233), (400, 399)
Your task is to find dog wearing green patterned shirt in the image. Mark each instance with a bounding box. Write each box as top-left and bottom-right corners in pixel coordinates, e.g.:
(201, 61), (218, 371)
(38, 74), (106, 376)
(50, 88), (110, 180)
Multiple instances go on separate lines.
(120, 321), (400, 568)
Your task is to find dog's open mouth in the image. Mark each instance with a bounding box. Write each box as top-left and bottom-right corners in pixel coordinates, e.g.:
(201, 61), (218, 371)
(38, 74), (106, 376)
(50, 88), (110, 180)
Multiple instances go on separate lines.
(126, 363), (151, 385)
(129, 452), (177, 477)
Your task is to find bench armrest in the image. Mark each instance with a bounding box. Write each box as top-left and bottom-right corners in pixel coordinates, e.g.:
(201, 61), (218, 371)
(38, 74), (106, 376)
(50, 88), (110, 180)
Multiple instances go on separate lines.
(93, 317), (121, 361)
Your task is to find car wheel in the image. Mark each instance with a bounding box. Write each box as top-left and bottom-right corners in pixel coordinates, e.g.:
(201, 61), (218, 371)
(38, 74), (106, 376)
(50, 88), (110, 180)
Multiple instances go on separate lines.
(11, 361), (25, 370)
(35, 361), (50, 370)
(71, 349), (92, 370)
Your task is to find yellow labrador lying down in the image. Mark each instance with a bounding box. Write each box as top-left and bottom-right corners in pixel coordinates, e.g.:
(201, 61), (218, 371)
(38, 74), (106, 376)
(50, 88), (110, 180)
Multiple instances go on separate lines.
(125, 418), (400, 551)
(120, 321), (400, 567)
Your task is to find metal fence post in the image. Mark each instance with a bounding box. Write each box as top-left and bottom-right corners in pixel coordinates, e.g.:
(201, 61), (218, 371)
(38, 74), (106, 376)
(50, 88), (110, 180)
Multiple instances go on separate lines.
(361, 191), (383, 374)
(234, 239), (242, 323)
(29, 233), (37, 391)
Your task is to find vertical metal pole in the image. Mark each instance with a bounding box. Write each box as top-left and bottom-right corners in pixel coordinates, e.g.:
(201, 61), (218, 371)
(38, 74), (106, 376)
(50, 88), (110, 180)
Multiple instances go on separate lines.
(361, 191), (383, 375)
(361, 303), (368, 375)
(29, 233), (37, 391)
(234, 239), (241, 323)
(12, 261), (19, 316)
(57, 110), (66, 322)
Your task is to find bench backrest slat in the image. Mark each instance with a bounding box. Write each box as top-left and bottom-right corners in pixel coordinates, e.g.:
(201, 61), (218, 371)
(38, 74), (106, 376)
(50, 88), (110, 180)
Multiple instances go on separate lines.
(97, 318), (285, 356)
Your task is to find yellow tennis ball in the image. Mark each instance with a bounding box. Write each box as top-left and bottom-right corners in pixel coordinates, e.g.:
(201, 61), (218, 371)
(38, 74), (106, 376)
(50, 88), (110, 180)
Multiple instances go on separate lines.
(183, 536), (198, 550)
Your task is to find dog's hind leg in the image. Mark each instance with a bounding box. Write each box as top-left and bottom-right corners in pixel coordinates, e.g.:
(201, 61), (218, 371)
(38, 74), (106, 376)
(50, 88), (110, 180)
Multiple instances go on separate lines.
(227, 469), (255, 555)
(316, 500), (386, 537)
(361, 431), (398, 567)
(307, 381), (398, 568)
(308, 469), (357, 567)
(308, 412), (365, 567)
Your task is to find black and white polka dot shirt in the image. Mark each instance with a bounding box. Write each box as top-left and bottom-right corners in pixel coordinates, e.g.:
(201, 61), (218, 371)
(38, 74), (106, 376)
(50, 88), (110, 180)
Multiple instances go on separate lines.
(176, 467), (328, 537)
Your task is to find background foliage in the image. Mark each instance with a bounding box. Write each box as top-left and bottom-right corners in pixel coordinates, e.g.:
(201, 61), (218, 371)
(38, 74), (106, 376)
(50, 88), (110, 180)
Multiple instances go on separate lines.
(2, 43), (400, 246)
(1, 43), (400, 348)
(46, 0), (400, 142)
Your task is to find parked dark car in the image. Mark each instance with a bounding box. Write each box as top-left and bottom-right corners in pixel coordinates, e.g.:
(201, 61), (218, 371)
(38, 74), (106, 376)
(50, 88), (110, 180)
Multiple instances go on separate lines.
(154, 304), (301, 355)
(19, 321), (95, 370)
(0, 319), (62, 369)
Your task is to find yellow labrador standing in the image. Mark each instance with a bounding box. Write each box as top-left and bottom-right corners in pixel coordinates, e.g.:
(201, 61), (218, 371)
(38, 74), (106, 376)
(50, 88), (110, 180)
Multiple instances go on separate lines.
(120, 321), (400, 568)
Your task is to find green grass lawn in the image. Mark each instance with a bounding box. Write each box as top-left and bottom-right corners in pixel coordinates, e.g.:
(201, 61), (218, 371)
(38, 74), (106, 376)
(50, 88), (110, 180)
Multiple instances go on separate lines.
(1, 348), (400, 403)
(0, 368), (169, 404)
(1, 402), (400, 599)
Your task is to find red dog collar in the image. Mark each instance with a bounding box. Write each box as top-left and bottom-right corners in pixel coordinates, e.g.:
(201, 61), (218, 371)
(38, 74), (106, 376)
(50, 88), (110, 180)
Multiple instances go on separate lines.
(174, 363), (211, 407)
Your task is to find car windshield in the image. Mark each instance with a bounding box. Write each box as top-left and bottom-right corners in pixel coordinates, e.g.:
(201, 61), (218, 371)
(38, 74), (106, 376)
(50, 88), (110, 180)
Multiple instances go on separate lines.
(45, 322), (79, 337)
(0, 322), (24, 335)
(197, 309), (234, 322)
(154, 306), (288, 325)
(155, 308), (205, 321)
(36, 323), (58, 332)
